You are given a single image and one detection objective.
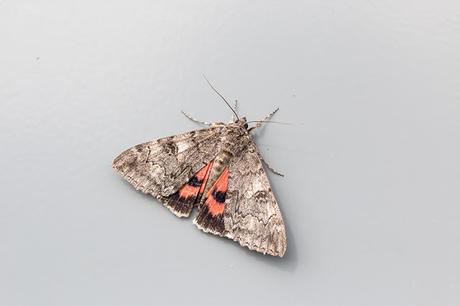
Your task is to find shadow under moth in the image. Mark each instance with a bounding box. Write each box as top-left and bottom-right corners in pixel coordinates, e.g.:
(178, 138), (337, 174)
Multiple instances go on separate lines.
(113, 79), (287, 257)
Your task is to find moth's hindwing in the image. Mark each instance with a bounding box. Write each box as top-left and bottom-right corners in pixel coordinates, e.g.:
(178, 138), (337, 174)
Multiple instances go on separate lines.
(194, 166), (229, 234)
(164, 160), (213, 217)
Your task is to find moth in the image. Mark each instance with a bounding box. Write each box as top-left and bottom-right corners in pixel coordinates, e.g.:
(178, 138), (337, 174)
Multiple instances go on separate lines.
(112, 79), (287, 257)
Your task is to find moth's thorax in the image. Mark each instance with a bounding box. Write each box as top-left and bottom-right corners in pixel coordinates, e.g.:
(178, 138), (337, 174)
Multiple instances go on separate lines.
(212, 116), (248, 130)
(233, 116), (248, 129)
(200, 120), (251, 197)
(222, 124), (251, 151)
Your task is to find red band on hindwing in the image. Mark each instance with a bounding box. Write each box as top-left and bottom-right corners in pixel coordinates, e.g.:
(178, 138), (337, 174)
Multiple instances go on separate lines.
(165, 160), (213, 216)
(178, 160), (213, 200)
(194, 167), (229, 235)
(205, 167), (228, 216)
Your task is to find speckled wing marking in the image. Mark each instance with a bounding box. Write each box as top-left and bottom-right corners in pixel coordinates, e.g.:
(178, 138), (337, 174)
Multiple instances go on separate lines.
(225, 142), (286, 257)
(113, 126), (225, 216)
(194, 141), (287, 257)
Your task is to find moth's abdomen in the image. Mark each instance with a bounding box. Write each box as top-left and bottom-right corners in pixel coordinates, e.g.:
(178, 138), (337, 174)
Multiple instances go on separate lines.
(201, 149), (232, 197)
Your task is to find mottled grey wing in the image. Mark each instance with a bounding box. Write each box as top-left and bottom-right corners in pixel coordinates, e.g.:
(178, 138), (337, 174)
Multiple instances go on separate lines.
(113, 126), (225, 211)
(223, 142), (287, 257)
(195, 140), (286, 257)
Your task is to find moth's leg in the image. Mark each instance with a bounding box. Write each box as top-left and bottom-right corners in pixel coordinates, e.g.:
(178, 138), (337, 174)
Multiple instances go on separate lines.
(258, 151), (284, 177)
(181, 111), (212, 126)
(232, 99), (238, 121)
(251, 107), (279, 130)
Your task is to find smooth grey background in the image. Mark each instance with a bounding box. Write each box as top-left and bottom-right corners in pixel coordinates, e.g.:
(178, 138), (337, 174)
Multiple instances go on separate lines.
(1, 1), (460, 305)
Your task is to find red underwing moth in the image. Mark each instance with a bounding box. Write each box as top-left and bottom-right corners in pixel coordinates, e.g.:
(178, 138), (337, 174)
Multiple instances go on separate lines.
(112, 79), (287, 257)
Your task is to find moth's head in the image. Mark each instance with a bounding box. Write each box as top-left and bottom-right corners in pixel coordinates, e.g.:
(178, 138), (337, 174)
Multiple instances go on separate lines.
(234, 116), (249, 129)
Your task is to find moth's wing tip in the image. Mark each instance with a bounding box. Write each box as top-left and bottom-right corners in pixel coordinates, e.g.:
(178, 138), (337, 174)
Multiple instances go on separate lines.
(112, 157), (122, 172)
(112, 148), (133, 172)
(112, 154), (126, 175)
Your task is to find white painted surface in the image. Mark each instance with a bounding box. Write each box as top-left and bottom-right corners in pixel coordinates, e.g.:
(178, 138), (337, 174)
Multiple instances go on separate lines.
(1, 1), (460, 305)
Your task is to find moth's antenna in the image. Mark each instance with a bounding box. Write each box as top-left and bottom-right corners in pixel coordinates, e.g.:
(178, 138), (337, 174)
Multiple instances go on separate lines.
(202, 74), (239, 120)
(247, 120), (293, 132)
(247, 120), (292, 125)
